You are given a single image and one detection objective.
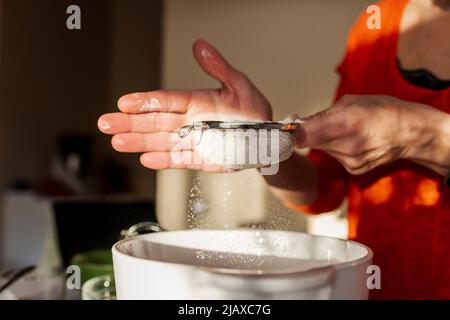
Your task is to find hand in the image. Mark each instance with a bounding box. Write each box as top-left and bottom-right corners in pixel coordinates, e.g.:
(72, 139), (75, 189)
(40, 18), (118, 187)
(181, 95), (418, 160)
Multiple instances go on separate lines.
(297, 94), (450, 176)
(97, 39), (272, 172)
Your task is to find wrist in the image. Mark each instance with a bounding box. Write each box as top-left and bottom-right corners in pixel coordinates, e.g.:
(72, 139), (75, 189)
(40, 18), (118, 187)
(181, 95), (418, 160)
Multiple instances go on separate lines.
(404, 105), (450, 169)
(438, 115), (450, 176)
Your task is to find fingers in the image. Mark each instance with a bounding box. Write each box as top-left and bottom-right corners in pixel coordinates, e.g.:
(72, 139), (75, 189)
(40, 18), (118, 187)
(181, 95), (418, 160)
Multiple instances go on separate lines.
(110, 132), (231, 172)
(111, 132), (191, 153)
(192, 39), (248, 92)
(140, 151), (228, 172)
(98, 112), (185, 134)
(326, 149), (395, 175)
(117, 90), (192, 114)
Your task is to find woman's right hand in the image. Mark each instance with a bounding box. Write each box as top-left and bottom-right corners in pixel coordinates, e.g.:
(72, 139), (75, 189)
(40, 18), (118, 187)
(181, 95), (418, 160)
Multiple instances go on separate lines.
(97, 39), (272, 172)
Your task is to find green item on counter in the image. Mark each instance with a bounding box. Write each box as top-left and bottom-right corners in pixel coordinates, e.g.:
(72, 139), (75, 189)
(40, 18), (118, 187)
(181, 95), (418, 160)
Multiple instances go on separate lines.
(70, 249), (114, 285)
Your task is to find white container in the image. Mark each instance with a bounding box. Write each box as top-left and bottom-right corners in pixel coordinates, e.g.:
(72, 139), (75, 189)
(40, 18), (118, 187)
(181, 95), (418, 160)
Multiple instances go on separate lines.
(112, 229), (372, 300)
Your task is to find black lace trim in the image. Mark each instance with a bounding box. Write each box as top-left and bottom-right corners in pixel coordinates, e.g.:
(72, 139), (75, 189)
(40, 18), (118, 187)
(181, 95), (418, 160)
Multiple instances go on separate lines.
(397, 58), (450, 91)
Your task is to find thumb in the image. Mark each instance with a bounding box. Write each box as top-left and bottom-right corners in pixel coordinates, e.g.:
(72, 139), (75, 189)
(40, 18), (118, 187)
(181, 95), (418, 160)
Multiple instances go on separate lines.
(295, 108), (336, 148)
(192, 39), (247, 92)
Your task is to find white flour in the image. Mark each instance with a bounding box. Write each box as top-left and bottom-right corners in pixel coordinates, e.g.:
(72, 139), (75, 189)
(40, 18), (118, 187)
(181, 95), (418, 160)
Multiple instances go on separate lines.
(193, 128), (295, 170)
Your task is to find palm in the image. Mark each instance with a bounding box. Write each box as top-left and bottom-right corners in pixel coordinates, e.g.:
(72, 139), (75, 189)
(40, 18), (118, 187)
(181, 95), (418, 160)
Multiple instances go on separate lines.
(98, 39), (272, 171)
(185, 88), (271, 123)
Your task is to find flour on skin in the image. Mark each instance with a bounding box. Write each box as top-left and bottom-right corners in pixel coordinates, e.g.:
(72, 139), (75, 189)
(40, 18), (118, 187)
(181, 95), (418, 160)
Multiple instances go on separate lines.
(140, 97), (162, 112)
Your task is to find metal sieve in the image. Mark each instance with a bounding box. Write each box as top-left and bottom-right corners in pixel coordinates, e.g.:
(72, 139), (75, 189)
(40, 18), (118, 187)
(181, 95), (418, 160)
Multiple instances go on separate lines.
(177, 121), (301, 170)
(178, 121), (300, 139)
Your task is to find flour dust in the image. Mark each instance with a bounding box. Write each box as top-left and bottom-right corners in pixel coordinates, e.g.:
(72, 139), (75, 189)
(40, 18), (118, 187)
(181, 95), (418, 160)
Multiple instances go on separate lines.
(186, 171), (300, 269)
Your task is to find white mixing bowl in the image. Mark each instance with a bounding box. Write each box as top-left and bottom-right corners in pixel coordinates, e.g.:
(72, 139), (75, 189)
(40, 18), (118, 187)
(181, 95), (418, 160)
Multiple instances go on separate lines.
(112, 229), (372, 300)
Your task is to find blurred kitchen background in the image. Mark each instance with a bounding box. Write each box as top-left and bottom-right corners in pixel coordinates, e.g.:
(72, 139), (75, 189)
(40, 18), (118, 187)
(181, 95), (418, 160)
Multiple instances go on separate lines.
(0, 0), (372, 298)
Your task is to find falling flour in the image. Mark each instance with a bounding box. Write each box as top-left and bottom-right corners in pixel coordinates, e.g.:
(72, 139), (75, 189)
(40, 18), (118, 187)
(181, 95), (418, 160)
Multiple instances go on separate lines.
(187, 173), (277, 266)
(187, 173), (209, 230)
(183, 121), (305, 270)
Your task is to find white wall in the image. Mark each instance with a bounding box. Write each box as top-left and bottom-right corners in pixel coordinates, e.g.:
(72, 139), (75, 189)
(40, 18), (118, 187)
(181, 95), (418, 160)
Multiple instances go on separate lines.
(157, 0), (372, 233)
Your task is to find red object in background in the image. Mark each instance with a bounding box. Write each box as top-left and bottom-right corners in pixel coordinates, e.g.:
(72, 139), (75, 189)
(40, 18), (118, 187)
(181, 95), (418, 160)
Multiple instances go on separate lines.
(289, 0), (450, 299)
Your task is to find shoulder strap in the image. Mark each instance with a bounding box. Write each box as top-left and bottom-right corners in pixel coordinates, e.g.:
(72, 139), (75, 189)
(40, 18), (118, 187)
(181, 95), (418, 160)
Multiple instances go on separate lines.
(337, 0), (409, 94)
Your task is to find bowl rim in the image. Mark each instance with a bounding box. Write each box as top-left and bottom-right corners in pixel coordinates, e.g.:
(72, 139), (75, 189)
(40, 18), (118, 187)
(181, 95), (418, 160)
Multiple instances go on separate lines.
(112, 229), (373, 277)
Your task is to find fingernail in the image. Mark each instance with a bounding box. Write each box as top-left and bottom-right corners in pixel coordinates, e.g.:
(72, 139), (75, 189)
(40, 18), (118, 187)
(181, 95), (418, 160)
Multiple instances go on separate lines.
(98, 119), (111, 130)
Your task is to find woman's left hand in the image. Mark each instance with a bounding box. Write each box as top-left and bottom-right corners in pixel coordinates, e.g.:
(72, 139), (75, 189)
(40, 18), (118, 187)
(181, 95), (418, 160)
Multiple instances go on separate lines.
(297, 94), (450, 176)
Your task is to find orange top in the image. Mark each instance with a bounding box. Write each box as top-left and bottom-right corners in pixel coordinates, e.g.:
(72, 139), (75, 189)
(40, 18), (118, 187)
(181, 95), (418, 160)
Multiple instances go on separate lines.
(289, 0), (450, 299)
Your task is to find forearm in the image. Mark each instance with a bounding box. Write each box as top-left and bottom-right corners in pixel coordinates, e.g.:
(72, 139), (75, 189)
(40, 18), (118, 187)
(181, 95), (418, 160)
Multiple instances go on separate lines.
(404, 105), (450, 177)
(262, 150), (319, 206)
